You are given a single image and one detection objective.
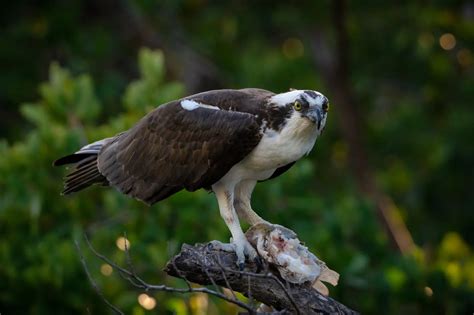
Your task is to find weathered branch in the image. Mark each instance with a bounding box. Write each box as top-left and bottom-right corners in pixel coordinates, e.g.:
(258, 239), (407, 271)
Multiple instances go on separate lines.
(165, 243), (357, 315)
(77, 232), (356, 314)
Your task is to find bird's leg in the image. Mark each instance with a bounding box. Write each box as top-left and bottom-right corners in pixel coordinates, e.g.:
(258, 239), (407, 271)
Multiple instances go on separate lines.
(234, 181), (295, 239)
(234, 180), (270, 226)
(211, 183), (258, 269)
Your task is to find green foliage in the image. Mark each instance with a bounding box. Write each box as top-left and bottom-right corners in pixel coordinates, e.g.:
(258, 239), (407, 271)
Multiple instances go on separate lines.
(0, 49), (192, 314)
(124, 48), (184, 113)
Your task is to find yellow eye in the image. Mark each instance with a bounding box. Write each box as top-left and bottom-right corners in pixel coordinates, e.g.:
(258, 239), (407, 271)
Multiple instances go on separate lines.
(323, 102), (330, 113)
(294, 101), (302, 111)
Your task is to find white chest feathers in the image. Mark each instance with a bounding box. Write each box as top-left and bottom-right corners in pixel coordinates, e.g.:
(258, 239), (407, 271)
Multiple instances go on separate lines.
(243, 114), (320, 170)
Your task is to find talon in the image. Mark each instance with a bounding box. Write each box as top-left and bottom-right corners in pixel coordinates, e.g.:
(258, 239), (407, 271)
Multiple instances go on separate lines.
(210, 238), (257, 269)
(209, 240), (236, 253)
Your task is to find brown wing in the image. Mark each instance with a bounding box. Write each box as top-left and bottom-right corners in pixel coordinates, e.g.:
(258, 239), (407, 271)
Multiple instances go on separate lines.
(97, 101), (262, 205)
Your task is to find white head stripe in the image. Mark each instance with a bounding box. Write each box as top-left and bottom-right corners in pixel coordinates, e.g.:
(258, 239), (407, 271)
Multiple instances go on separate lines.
(270, 90), (304, 107)
(302, 91), (325, 106)
(180, 99), (220, 111)
(270, 90), (326, 107)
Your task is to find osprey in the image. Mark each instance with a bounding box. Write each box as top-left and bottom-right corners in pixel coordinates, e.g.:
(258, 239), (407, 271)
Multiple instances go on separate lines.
(54, 88), (329, 267)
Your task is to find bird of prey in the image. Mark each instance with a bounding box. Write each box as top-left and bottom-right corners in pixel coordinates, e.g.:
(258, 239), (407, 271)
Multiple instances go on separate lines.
(54, 88), (329, 267)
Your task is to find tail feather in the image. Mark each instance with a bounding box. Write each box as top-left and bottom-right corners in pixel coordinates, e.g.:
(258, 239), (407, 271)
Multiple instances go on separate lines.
(54, 139), (109, 195)
(63, 172), (105, 195)
(65, 164), (99, 183)
(66, 159), (96, 175)
(53, 153), (96, 166)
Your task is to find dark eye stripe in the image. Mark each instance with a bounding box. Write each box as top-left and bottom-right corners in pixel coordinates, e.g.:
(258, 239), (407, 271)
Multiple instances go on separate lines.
(304, 90), (319, 99)
(298, 98), (309, 107)
(301, 93), (314, 106)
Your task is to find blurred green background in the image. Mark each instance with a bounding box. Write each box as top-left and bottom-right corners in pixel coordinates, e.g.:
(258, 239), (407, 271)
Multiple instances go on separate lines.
(1, 1), (473, 314)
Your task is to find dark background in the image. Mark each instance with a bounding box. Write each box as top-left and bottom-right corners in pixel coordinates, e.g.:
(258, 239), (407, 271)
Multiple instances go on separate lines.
(1, 0), (473, 314)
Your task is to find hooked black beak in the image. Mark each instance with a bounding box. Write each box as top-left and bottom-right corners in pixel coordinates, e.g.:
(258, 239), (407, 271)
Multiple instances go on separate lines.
(306, 107), (323, 128)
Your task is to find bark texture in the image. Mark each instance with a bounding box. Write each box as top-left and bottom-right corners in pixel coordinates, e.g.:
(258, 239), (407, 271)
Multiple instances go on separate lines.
(165, 243), (358, 315)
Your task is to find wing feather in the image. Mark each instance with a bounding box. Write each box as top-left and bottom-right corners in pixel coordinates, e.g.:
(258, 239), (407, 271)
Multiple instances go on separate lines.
(97, 100), (262, 205)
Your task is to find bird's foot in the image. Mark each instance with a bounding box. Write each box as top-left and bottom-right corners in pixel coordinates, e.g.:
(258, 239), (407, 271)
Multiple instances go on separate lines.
(209, 237), (260, 270)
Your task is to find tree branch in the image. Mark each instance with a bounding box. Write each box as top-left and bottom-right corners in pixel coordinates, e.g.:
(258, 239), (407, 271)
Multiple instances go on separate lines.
(79, 235), (256, 314)
(77, 234), (356, 314)
(74, 240), (124, 315)
(165, 243), (357, 315)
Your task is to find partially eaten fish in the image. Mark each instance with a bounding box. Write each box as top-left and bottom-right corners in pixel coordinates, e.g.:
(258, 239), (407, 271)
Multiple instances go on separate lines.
(245, 223), (339, 296)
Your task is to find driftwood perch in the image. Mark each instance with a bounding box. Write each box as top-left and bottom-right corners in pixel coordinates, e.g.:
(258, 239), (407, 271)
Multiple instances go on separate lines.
(165, 243), (357, 314)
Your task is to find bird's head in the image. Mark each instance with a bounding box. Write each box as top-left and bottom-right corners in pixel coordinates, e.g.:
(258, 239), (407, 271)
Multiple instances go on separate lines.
(269, 89), (329, 131)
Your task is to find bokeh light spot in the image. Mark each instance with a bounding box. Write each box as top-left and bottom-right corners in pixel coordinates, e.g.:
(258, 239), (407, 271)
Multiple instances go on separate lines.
(439, 33), (456, 50)
(424, 286), (433, 297)
(138, 293), (156, 310)
(116, 236), (131, 251)
(100, 263), (113, 276)
(189, 293), (208, 315)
